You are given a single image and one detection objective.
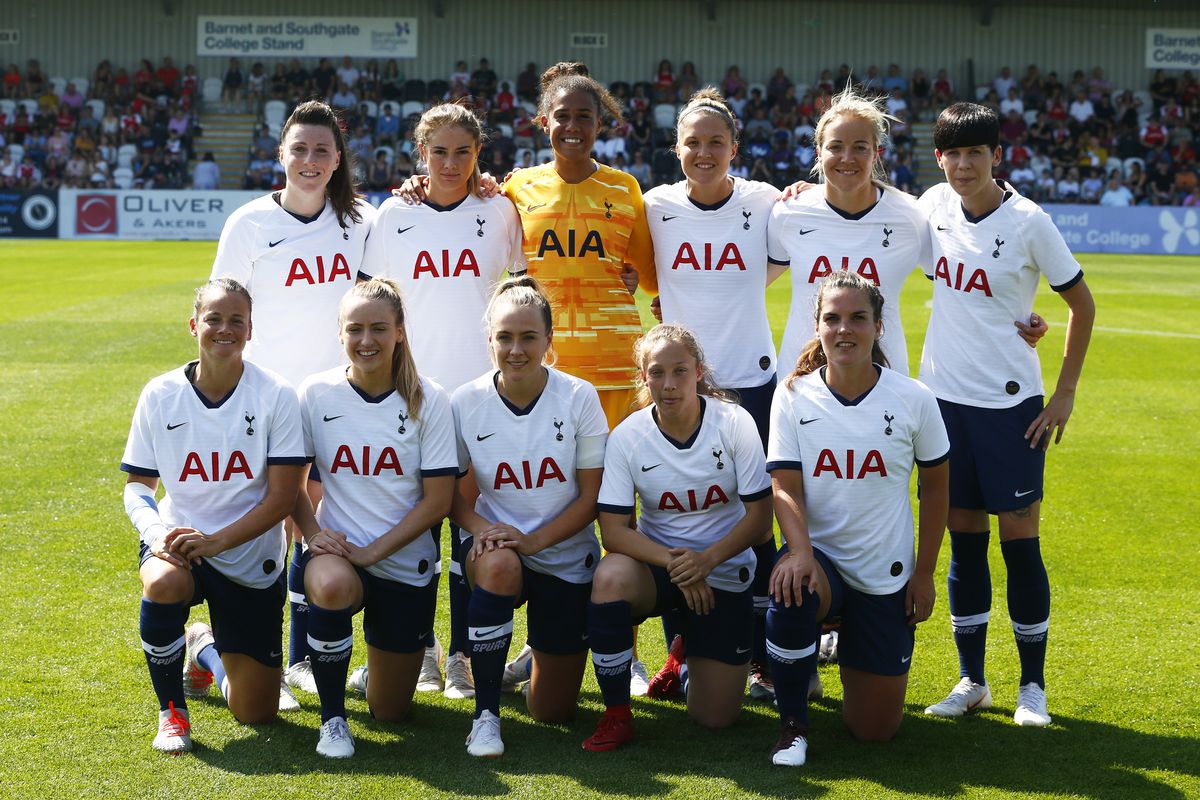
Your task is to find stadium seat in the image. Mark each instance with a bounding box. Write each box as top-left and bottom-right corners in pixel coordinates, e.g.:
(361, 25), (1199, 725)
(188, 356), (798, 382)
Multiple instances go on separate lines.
(1133, 90), (1153, 122)
(535, 147), (554, 164)
(374, 145), (395, 164)
(17, 99), (38, 116)
(515, 147), (534, 165)
(113, 166), (134, 189)
(793, 82), (809, 97)
(653, 103), (677, 129)
(70, 78), (89, 96)
(747, 82), (767, 100)
(379, 101), (397, 117)
(0, 99), (14, 117)
(7, 143), (24, 162)
(202, 78), (223, 103)
(1122, 157), (1145, 177)
(86, 98), (105, 119)
(519, 100), (537, 115)
(1105, 157), (1125, 176)
(359, 100), (378, 119)
(974, 86), (990, 101)
(1023, 109), (1039, 125)
(263, 100), (287, 129)
(49, 76), (67, 95)
(117, 143), (137, 168)
(497, 122), (513, 138)
(401, 100), (424, 118)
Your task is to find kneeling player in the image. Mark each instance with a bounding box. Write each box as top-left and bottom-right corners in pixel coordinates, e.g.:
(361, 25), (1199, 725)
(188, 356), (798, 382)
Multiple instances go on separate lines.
(122, 279), (307, 753)
(919, 102), (1094, 727)
(765, 272), (949, 766)
(583, 323), (771, 751)
(292, 279), (457, 758)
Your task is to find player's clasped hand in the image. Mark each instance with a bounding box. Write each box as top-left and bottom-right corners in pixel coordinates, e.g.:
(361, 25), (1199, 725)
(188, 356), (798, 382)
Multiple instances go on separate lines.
(905, 572), (936, 626)
(680, 580), (715, 615)
(666, 547), (712, 587)
(307, 528), (352, 559)
(471, 523), (531, 559)
(1024, 390), (1074, 450)
(769, 549), (820, 608)
(163, 527), (218, 565)
(149, 528), (189, 568)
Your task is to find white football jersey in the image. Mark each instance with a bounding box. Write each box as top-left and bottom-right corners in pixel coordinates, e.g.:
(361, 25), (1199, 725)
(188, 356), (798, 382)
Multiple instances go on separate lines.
(452, 368), (608, 584)
(768, 187), (930, 377)
(598, 398), (770, 593)
(121, 361), (307, 588)
(644, 178), (778, 388)
(300, 370), (458, 586)
(918, 181), (1083, 408)
(210, 194), (377, 388)
(361, 195), (524, 392)
(768, 367), (949, 595)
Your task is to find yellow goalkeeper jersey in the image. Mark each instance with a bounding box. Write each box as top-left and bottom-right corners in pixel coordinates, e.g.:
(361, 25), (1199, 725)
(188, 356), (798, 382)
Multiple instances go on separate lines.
(505, 162), (657, 391)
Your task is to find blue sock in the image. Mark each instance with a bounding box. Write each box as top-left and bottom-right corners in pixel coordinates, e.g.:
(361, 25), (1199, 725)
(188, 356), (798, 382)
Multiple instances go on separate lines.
(307, 603), (354, 722)
(139, 599), (188, 711)
(469, 586), (515, 718)
(194, 636), (228, 700)
(287, 541), (309, 667)
(588, 600), (634, 708)
(948, 531), (991, 684)
(1001, 537), (1050, 688)
(766, 589), (817, 727)
(751, 539), (777, 665)
(447, 523), (470, 657)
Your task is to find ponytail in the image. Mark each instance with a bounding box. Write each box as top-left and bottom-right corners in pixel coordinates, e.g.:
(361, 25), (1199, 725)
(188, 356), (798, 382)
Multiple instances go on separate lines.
(341, 279), (424, 419)
(785, 271), (889, 387)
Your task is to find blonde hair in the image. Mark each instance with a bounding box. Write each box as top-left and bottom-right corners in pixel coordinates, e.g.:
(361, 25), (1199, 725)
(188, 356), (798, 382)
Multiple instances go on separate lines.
(413, 101), (487, 198)
(340, 279), (425, 420)
(812, 85), (897, 185)
(633, 323), (735, 409)
(676, 86), (738, 142)
(484, 275), (557, 368)
(786, 271), (889, 386)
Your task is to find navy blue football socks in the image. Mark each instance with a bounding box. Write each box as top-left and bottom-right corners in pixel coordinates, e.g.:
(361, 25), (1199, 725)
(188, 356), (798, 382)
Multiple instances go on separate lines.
(752, 539), (778, 665)
(1001, 537), (1050, 688)
(948, 531), (991, 684)
(140, 598), (188, 711)
(469, 586), (515, 718)
(287, 541), (309, 668)
(589, 600), (634, 708)
(307, 602), (354, 722)
(447, 523), (470, 657)
(766, 588), (818, 726)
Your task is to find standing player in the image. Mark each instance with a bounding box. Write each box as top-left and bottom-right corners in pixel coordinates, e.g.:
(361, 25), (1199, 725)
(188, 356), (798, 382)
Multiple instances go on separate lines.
(122, 279), (307, 752)
(292, 279), (458, 758)
(356, 102), (524, 700)
(920, 102), (1094, 727)
(764, 271), (949, 766)
(642, 87), (779, 701)
(450, 277), (609, 757)
(582, 324), (771, 751)
(210, 100), (377, 706)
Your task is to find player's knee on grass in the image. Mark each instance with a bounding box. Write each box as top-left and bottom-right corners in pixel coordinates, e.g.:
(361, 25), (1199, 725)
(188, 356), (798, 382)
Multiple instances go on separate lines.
(526, 652), (586, 723)
(843, 708), (902, 743)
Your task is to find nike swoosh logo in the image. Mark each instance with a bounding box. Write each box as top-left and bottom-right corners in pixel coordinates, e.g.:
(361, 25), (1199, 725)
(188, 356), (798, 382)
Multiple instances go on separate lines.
(595, 654), (629, 667)
(1014, 489), (1036, 498)
(901, 655), (911, 663)
(269, 238), (286, 247)
(314, 642), (344, 652)
(527, 203), (546, 211)
(736, 647), (751, 654)
(166, 422), (187, 430)
(397, 226), (414, 234)
(798, 418), (819, 425)
(270, 650), (282, 658)
(641, 464), (661, 472)
(798, 228), (815, 235)
(661, 214), (677, 222)
(473, 624), (509, 639)
(477, 433), (496, 441)
(145, 644), (180, 656)
(323, 415), (344, 422)
(937, 225), (950, 231)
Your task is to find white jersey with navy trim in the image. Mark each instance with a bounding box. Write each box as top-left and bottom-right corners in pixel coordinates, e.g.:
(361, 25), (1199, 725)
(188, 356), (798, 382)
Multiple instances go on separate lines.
(210, 194), (377, 388)
(917, 181), (1084, 408)
(361, 194), (524, 392)
(644, 178), (778, 388)
(120, 360), (307, 588)
(300, 370), (458, 586)
(767, 367), (949, 594)
(452, 367), (608, 584)
(598, 398), (771, 592)
(768, 187), (930, 377)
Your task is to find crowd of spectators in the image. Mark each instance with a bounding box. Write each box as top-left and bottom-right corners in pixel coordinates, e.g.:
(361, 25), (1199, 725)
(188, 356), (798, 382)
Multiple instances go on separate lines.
(3, 54), (1199, 208)
(0, 57), (203, 190)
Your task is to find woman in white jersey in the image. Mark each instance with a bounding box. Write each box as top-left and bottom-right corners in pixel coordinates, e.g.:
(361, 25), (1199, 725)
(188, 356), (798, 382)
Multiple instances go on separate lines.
(210, 100), (378, 704)
(642, 87), (780, 702)
(768, 87), (1045, 376)
(582, 323), (771, 752)
(291, 279), (458, 758)
(356, 102), (524, 701)
(121, 279), (307, 753)
(450, 276), (608, 757)
(764, 271), (949, 766)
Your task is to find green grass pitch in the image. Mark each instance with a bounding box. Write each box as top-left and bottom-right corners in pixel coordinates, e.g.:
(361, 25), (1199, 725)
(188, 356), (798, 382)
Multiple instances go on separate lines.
(0, 240), (1197, 799)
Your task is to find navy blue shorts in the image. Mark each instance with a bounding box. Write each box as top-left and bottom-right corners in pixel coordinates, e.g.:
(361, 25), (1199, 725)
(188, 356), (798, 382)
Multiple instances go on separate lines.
(809, 547), (913, 677)
(454, 536), (591, 655)
(639, 564), (753, 666)
(140, 542), (285, 668)
(732, 374), (776, 454)
(938, 396), (1046, 513)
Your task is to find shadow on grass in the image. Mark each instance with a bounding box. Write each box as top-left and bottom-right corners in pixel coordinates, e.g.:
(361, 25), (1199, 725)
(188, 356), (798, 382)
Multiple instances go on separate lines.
(185, 689), (1197, 798)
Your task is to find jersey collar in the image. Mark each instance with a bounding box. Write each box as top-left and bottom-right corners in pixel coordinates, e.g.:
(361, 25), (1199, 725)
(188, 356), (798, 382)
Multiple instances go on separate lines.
(652, 396), (707, 450)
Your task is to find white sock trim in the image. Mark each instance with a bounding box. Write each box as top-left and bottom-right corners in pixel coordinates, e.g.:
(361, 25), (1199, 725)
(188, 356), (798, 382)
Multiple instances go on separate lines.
(141, 634), (185, 658)
(307, 633), (354, 653)
(469, 620), (514, 641)
(591, 647), (634, 668)
(1012, 619), (1049, 636)
(951, 611), (990, 628)
(766, 639), (816, 662)
(288, 591), (308, 606)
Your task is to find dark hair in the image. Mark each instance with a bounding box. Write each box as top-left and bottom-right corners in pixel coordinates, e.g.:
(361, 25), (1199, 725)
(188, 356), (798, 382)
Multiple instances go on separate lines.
(341, 279), (424, 420)
(193, 277), (251, 317)
(934, 102), (1001, 152)
(536, 62), (624, 130)
(786, 271), (888, 384)
(280, 100), (363, 230)
(676, 86), (738, 142)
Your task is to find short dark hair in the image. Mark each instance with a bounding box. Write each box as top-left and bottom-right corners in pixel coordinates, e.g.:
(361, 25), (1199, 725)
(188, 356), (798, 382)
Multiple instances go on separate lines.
(934, 102), (1000, 152)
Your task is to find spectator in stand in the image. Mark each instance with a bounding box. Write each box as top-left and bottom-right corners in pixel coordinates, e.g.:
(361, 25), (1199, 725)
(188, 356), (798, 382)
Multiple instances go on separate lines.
(516, 62), (538, 103)
(3, 63), (21, 98)
(933, 69), (954, 106)
(392, 151), (414, 185)
(744, 106), (772, 140)
(330, 82), (357, 111)
(767, 67), (793, 104)
(727, 86), (748, 119)
(1174, 161), (1199, 202)
(910, 68), (931, 117)
(312, 58), (337, 98)
(193, 151), (220, 189)
(346, 124), (374, 164)
(360, 59), (381, 102)
(16, 154), (41, 188)
(993, 66), (1016, 97)
(886, 87), (908, 119)
(156, 57), (180, 96)
(243, 148), (275, 190)
(627, 149), (651, 189)
(1080, 168), (1104, 201)
(1183, 183), (1200, 207)
(1009, 157), (1037, 196)
(1148, 159), (1176, 204)
(1086, 67), (1112, 103)
(882, 64), (907, 95)
(336, 57), (360, 91)
(92, 59), (114, 101)
(1036, 168), (1056, 201)
(1149, 69), (1176, 113)
(495, 81), (516, 120)
(1056, 166), (1081, 199)
(61, 81), (85, 111)
(247, 63), (267, 109)
(722, 65), (747, 97)
(1001, 111), (1028, 146)
(654, 60), (676, 103)
(179, 65), (198, 108)
(134, 60), (155, 95)
(376, 103), (401, 145)
(366, 149), (391, 190)
(380, 59), (403, 102)
(1141, 116), (1168, 149)
(287, 59), (310, 99)
(1098, 172), (1133, 206)
(1020, 65), (1044, 110)
(1068, 90), (1094, 129)
(470, 58), (498, 95)
(222, 58), (244, 108)
(1000, 87), (1024, 117)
